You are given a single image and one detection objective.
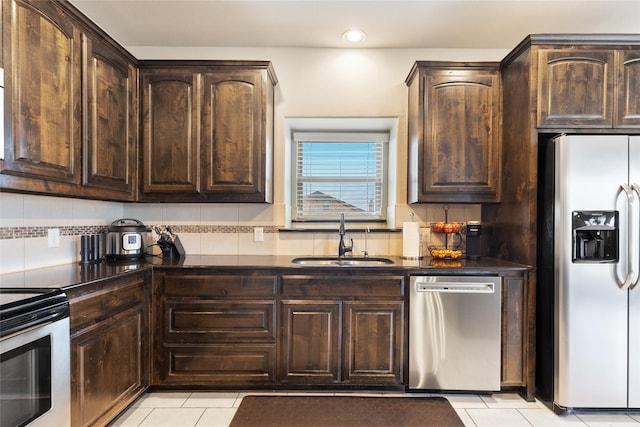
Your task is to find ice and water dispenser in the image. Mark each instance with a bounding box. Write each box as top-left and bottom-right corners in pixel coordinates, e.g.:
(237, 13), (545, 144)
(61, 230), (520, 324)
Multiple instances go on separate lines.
(572, 211), (619, 262)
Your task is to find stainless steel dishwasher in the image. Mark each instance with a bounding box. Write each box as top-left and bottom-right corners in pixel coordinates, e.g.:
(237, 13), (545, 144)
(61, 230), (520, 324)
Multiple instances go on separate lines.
(409, 275), (501, 391)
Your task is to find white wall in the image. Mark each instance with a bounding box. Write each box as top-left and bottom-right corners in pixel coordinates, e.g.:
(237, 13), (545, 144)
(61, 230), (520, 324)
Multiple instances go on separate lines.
(0, 47), (509, 273)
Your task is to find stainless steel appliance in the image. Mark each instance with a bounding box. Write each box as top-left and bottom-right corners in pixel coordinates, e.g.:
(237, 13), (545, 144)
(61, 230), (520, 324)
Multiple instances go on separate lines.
(537, 135), (640, 412)
(0, 288), (71, 426)
(0, 68), (4, 161)
(105, 218), (150, 260)
(409, 275), (502, 391)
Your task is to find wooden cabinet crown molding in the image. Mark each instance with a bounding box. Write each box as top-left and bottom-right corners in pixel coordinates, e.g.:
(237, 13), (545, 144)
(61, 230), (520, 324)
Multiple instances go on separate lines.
(502, 34), (640, 67)
(137, 60), (278, 86)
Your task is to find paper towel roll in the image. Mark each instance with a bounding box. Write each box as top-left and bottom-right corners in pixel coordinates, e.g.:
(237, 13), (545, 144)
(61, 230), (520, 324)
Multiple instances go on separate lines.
(402, 222), (421, 259)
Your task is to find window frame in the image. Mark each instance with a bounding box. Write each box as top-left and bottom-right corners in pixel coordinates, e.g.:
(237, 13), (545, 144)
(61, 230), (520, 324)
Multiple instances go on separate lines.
(290, 131), (389, 222)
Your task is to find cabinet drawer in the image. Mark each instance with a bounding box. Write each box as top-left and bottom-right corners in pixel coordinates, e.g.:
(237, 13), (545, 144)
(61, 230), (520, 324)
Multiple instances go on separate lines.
(164, 300), (275, 342)
(68, 275), (147, 331)
(163, 274), (277, 298)
(161, 344), (276, 384)
(281, 275), (404, 299)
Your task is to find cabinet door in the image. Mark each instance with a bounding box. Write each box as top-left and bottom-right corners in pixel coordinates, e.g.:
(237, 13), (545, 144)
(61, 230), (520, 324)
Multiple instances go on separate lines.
(279, 300), (340, 384)
(140, 69), (201, 198)
(501, 277), (532, 395)
(421, 68), (501, 202)
(615, 49), (640, 128)
(68, 272), (150, 427)
(202, 70), (271, 202)
(537, 49), (614, 128)
(343, 301), (403, 385)
(83, 36), (137, 197)
(2, 0), (81, 183)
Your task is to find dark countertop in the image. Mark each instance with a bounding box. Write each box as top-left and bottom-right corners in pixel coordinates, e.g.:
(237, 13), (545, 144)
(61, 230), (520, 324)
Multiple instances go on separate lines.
(0, 260), (151, 291)
(0, 255), (531, 291)
(148, 254), (530, 273)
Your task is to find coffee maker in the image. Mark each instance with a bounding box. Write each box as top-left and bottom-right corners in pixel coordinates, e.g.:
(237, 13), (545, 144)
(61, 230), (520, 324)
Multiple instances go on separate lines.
(466, 221), (482, 260)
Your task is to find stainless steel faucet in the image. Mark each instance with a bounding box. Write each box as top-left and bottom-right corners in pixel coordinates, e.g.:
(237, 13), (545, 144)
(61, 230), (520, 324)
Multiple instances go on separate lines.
(363, 226), (370, 258)
(338, 213), (353, 257)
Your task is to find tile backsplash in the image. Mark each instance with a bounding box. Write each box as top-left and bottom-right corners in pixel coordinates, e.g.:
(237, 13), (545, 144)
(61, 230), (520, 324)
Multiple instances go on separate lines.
(0, 193), (481, 274)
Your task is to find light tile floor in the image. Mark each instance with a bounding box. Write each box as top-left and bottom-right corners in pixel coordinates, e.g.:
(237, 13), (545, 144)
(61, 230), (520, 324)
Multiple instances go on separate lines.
(110, 390), (640, 427)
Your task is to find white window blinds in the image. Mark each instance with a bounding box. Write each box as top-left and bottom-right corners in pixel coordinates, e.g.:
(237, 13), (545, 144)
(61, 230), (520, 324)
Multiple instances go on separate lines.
(293, 132), (388, 220)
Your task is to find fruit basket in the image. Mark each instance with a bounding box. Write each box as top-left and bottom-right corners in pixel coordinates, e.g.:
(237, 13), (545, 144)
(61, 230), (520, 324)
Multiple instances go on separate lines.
(428, 246), (464, 260)
(429, 258), (463, 268)
(431, 221), (462, 233)
(428, 205), (465, 260)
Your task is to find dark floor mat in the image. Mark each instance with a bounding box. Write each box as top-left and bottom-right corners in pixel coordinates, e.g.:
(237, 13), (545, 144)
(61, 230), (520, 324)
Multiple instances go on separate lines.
(229, 395), (465, 427)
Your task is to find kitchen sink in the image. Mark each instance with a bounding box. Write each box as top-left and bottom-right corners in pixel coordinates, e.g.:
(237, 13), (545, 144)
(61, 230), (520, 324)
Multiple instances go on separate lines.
(291, 257), (394, 266)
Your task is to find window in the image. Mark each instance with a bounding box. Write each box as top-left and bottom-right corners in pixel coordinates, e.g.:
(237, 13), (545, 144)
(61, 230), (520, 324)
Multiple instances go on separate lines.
(292, 131), (388, 221)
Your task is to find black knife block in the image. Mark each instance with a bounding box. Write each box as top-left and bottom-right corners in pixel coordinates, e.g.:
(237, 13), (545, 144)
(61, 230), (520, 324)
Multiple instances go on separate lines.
(158, 236), (186, 258)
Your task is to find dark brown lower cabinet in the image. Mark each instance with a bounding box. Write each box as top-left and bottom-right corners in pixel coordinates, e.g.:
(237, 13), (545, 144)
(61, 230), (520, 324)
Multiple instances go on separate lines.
(501, 272), (534, 400)
(279, 301), (341, 384)
(67, 270), (151, 427)
(153, 271), (278, 386)
(279, 274), (405, 386)
(150, 268), (529, 396)
(343, 302), (403, 385)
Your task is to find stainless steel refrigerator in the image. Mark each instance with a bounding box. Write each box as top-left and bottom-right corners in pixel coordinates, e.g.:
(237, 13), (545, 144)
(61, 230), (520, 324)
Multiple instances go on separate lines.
(537, 134), (640, 413)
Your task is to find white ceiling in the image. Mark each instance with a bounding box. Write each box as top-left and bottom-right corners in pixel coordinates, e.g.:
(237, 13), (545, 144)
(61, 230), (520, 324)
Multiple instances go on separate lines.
(68, 0), (640, 50)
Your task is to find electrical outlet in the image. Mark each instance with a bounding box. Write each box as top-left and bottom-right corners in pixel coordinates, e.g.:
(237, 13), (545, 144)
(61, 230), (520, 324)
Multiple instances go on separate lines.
(419, 227), (431, 243)
(48, 228), (60, 248)
(253, 226), (264, 242)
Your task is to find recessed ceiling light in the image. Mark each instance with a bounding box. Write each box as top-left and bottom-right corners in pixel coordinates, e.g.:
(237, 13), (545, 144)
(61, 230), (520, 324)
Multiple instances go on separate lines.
(342, 29), (366, 43)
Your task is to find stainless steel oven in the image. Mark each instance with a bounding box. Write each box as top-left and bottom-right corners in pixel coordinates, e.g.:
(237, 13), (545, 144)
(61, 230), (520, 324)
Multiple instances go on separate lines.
(0, 289), (70, 427)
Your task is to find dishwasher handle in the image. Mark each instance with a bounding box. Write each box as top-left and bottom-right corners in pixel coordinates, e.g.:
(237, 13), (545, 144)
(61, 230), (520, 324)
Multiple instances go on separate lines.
(415, 282), (496, 293)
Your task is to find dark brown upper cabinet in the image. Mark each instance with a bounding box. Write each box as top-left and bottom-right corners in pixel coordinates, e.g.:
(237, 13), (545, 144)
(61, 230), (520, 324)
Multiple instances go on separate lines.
(83, 35), (138, 197)
(537, 49), (614, 128)
(1, 0), (138, 200)
(139, 68), (202, 197)
(538, 47), (640, 129)
(202, 70), (274, 201)
(139, 61), (277, 203)
(406, 62), (502, 204)
(615, 49), (640, 128)
(2, 0), (82, 184)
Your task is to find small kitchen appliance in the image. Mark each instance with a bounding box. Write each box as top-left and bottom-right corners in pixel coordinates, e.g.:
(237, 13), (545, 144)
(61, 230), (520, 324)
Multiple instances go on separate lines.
(105, 218), (150, 260)
(465, 221), (482, 259)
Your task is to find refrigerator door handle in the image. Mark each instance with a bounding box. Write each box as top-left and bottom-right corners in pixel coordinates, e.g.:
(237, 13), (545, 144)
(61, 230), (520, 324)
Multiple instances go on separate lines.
(630, 183), (640, 290)
(618, 184), (635, 290)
